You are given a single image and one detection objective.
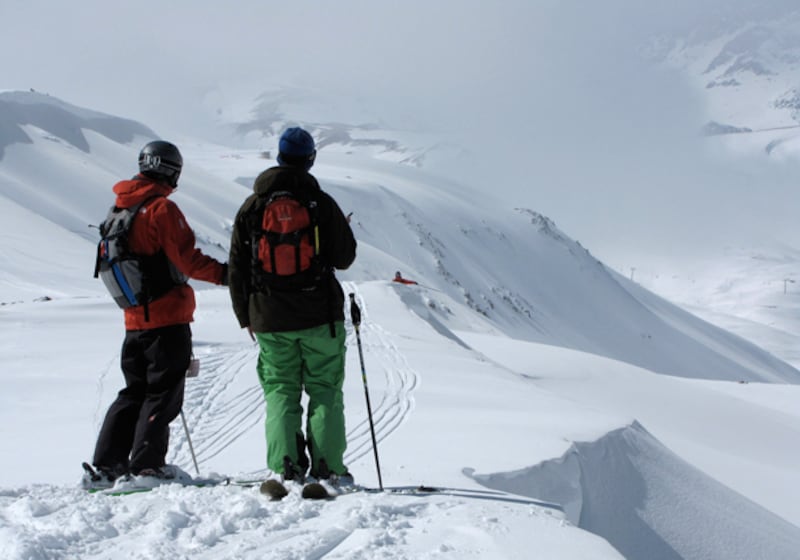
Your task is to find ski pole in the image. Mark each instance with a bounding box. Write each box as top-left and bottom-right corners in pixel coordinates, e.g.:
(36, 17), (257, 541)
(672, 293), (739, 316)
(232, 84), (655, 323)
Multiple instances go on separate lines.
(416, 282), (442, 293)
(349, 293), (384, 490)
(180, 409), (200, 476)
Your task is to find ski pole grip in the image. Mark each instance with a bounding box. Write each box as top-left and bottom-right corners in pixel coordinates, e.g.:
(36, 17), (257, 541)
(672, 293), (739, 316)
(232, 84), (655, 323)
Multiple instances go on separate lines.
(349, 293), (361, 327)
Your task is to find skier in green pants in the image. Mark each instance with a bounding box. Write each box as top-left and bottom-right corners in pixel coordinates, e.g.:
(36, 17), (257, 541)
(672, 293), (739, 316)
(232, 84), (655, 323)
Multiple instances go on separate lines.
(257, 325), (347, 477)
(228, 127), (357, 485)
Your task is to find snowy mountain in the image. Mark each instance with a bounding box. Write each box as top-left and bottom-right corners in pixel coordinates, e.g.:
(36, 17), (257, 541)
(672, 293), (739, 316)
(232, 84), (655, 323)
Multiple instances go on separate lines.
(3, 92), (796, 383)
(206, 84), (471, 173)
(652, 8), (800, 155)
(2, 91), (800, 559)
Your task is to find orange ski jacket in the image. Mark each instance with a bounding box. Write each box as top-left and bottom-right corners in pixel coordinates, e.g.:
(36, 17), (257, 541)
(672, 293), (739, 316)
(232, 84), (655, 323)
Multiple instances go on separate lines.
(112, 175), (226, 330)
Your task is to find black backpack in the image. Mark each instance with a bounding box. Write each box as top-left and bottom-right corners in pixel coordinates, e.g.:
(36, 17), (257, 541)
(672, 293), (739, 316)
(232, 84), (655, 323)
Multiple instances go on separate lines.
(250, 189), (327, 292)
(94, 196), (187, 319)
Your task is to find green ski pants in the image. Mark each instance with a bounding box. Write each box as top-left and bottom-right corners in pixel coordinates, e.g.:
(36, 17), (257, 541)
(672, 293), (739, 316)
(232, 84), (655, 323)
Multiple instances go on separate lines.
(255, 321), (347, 477)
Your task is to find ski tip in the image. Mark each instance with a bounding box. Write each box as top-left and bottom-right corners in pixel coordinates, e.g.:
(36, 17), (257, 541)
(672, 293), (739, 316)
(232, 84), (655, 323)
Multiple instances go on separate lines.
(301, 482), (332, 500)
(260, 479), (288, 501)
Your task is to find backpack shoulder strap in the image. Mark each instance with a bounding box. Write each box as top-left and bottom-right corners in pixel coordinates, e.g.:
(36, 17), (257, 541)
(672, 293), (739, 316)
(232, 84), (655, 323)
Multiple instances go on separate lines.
(101, 195), (163, 235)
(94, 195), (164, 277)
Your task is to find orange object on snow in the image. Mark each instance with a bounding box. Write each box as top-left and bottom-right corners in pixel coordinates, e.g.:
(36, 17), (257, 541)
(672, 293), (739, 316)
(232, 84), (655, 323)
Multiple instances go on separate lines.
(393, 271), (418, 285)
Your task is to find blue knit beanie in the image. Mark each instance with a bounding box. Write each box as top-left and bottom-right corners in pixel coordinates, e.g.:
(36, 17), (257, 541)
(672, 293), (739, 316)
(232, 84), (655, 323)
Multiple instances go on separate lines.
(277, 127), (316, 169)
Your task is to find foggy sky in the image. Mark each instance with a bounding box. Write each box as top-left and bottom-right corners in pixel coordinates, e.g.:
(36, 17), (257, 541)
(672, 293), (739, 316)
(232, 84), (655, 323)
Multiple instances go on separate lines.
(2, 1), (799, 263)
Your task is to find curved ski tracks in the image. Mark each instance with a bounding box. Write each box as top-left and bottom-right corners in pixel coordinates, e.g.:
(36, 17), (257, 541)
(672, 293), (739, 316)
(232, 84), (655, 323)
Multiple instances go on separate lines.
(170, 344), (263, 469)
(343, 284), (418, 466)
(166, 282), (419, 475)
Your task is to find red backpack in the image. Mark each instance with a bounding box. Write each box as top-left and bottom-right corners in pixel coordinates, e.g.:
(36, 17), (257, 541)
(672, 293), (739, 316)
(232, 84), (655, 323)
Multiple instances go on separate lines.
(252, 190), (323, 291)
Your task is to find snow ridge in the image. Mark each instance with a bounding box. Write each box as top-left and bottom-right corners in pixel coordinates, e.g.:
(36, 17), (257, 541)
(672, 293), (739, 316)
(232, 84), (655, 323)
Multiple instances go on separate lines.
(470, 421), (800, 560)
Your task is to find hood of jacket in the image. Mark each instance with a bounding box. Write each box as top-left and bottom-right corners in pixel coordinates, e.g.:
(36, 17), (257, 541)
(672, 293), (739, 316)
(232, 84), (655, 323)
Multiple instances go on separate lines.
(112, 174), (174, 208)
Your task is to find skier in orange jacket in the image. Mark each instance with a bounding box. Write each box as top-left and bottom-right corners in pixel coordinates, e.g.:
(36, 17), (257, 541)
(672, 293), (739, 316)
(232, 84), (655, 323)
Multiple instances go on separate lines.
(392, 271), (418, 285)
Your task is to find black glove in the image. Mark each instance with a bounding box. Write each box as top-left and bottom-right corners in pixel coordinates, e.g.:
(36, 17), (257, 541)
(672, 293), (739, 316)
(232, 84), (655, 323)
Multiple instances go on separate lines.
(349, 293), (361, 326)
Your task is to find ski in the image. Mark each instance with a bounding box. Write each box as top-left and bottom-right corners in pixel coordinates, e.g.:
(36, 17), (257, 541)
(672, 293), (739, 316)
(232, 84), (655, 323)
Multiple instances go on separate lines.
(88, 477), (229, 496)
(83, 462), (229, 495)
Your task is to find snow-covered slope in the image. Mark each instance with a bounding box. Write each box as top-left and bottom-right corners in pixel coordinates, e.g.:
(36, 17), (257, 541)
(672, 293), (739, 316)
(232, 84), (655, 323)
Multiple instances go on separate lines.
(0, 90), (157, 159)
(4, 90), (795, 383)
(2, 91), (800, 559)
(3, 281), (800, 559)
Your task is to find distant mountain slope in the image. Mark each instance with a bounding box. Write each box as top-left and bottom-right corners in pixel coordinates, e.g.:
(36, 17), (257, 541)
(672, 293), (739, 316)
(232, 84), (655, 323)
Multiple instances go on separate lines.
(652, 10), (800, 152)
(0, 90), (797, 385)
(322, 168), (798, 382)
(0, 90), (245, 256)
(216, 85), (472, 171)
(0, 90), (157, 159)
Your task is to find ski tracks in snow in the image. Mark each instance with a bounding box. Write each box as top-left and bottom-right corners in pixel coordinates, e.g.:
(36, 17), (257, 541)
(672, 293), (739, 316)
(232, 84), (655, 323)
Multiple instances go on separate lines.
(169, 344), (263, 470)
(167, 282), (419, 474)
(344, 283), (419, 466)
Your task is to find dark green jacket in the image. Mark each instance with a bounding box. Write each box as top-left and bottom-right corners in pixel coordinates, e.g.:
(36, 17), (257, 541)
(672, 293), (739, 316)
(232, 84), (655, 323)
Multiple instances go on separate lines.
(228, 166), (356, 332)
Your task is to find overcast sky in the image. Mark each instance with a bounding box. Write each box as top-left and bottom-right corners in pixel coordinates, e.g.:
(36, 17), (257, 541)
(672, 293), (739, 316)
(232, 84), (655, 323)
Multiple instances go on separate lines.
(2, 1), (798, 263)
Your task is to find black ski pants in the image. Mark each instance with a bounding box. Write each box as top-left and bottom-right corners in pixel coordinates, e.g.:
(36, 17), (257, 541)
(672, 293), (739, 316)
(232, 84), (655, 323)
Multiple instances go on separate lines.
(93, 323), (191, 475)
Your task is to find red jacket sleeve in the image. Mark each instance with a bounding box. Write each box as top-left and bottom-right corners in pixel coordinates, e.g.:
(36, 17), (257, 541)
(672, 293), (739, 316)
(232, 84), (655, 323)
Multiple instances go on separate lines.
(150, 198), (226, 285)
